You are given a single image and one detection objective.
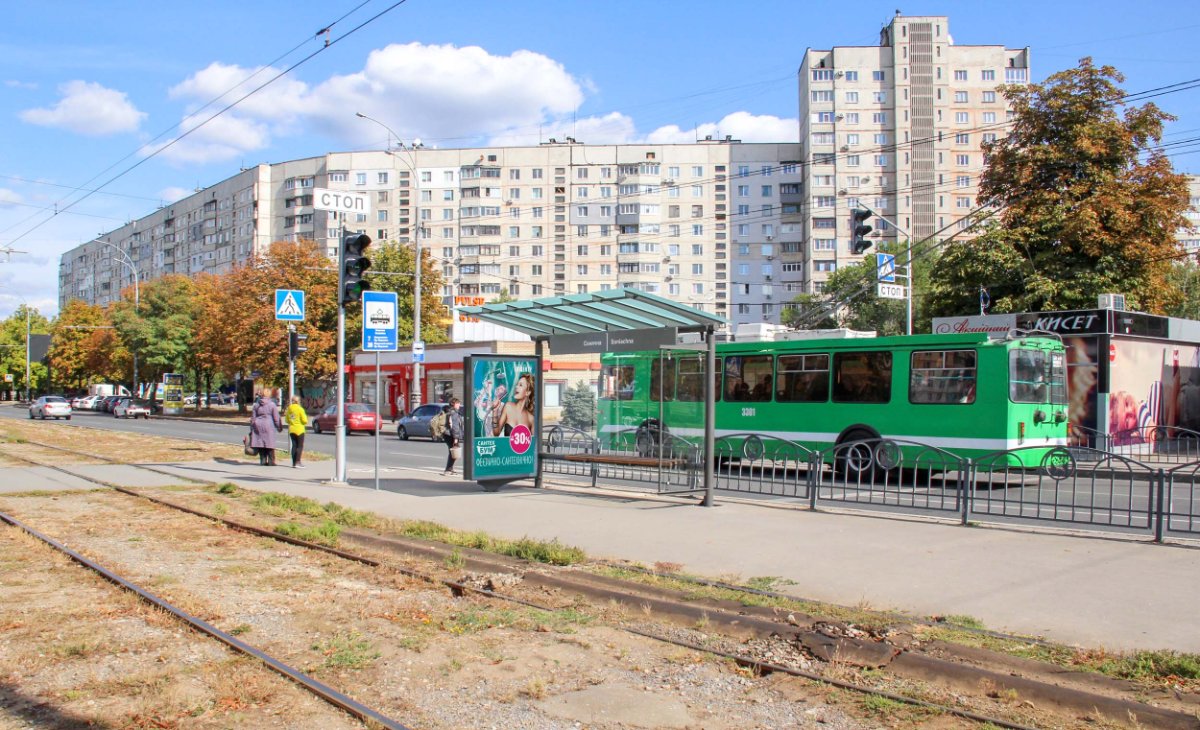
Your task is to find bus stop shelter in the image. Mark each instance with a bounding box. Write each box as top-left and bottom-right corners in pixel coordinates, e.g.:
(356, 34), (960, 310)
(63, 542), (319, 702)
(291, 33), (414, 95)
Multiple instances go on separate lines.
(460, 289), (727, 504)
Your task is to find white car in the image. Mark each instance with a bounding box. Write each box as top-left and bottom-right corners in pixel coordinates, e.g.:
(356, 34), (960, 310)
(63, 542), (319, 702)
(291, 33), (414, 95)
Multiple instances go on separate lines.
(76, 395), (103, 410)
(30, 396), (72, 420)
(114, 399), (152, 419)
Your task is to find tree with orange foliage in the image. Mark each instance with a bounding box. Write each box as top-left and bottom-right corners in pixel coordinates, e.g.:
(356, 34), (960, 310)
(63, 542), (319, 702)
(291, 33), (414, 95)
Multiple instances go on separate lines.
(49, 300), (126, 390)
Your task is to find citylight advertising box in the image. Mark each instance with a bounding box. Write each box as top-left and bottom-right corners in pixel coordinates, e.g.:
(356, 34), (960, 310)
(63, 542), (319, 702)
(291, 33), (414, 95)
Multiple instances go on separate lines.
(464, 354), (540, 484)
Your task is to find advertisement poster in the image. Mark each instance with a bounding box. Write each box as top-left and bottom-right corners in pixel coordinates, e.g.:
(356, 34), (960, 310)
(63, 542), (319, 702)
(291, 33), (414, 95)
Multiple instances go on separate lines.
(162, 373), (184, 415)
(1105, 339), (1200, 445)
(464, 355), (540, 481)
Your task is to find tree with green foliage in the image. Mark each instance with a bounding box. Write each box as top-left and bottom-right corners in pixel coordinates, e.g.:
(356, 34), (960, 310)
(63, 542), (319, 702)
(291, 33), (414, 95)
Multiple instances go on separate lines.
(0, 305), (51, 398)
(560, 380), (596, 431)
(781, 294), (837, 329)
(926, 59), (1193, 317)
(361, 240), (449, 346)
(109, 275), (198, 391)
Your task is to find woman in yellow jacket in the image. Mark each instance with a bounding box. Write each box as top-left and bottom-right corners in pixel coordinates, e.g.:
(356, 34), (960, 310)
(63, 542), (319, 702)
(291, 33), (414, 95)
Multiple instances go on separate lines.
(284, 396), (308, 469)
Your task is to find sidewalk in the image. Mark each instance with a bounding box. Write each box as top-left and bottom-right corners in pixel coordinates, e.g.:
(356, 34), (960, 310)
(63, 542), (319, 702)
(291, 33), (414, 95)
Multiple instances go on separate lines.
(4, 456), (1197, 654)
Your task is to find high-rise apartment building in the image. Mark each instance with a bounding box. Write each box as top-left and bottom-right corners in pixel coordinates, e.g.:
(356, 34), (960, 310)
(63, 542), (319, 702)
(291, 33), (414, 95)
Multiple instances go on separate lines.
(796, 13), (1030, 294)
(59, 141), (801, 329)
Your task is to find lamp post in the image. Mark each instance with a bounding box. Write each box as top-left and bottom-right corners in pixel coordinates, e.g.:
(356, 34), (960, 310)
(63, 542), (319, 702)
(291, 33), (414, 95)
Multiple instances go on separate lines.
(355, 112), (423, 411)
(101, 241), (140, 394)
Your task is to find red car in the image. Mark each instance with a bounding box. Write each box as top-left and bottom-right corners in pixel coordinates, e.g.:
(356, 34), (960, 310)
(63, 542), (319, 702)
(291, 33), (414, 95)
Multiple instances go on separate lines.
(312, 403), (382, 435)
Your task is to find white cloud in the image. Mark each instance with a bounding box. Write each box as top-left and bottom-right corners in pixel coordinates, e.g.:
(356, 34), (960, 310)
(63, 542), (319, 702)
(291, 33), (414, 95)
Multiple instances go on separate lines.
(157, 187), (191, 204)
(0, 188), (23, 207)
(5, 80), (37, 90)
(487, 112), (637, 147)
(309, 42), (585, 145)
(646, 112), (799, 144)
(20, 80), (145, 135)
(152, 112), (272, 165)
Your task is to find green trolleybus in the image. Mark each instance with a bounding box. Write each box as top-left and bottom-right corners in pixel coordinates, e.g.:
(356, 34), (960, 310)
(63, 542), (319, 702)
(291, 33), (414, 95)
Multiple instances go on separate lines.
(597, 331), (1068, 462)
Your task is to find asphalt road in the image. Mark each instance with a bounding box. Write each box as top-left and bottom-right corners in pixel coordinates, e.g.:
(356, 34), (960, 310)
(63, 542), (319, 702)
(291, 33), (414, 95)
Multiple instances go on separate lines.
(1, 405), (450, 474)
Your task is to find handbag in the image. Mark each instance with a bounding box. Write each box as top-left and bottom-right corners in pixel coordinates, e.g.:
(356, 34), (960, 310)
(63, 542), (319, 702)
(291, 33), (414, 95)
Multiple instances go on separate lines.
(450, 445), (462, 460)
(243, 433), (256, 456)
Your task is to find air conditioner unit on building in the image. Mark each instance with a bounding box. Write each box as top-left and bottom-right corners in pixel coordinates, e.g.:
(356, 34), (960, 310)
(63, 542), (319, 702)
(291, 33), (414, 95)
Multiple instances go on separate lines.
(1098, 293), (1127, 311)
(663, 179), (675, 185)
(765, 274), (773, 281)
(835, 114), (844, 120)
(835, 71), (844, 78)
(766, 235), (774, 241)
(838, 189), (848, 195)
(840, 145), (849, 151)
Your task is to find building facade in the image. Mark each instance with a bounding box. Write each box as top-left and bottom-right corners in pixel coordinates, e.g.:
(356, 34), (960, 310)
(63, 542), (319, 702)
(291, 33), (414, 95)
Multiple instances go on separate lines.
(796, 13), (1030, 293)
(60, 141), (803, 329)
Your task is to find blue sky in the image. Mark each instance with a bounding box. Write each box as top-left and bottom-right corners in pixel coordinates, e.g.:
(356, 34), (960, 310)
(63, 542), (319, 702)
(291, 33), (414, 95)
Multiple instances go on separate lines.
(1, 0), (1197, 318)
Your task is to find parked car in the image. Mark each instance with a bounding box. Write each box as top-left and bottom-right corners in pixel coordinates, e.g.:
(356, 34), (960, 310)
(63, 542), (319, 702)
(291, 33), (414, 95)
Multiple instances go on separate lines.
(114, 399), (152, 419)
(312, 403), (383, 435)
(72, 395), (100, 410)
(30, 396), (72, 420)
(396, 403), (446, 441)
(208, 392), (232, 406)
(101, 395), (126, 413)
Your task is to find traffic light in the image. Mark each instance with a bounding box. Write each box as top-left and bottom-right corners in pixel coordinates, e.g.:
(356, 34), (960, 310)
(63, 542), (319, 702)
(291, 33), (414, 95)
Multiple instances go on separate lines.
(288, 331), (308, 360)
(340, 233), (372, 305)
(850, 208), (874, 254)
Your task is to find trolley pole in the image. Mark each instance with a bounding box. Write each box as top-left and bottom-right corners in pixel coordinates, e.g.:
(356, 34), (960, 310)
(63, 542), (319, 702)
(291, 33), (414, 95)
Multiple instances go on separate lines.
(334, 225), (348, 484)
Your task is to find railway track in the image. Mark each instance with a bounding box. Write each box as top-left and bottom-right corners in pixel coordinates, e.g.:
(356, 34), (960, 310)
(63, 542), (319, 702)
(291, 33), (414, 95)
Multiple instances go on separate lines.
(2, 432), (1197, 729)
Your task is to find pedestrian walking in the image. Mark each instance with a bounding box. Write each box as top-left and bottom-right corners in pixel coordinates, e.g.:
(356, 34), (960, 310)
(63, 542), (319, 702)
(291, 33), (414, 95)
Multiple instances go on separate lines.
(442, 397), (464, 475)
(249, 389), (283, 466)
(284, 395), (308, 468)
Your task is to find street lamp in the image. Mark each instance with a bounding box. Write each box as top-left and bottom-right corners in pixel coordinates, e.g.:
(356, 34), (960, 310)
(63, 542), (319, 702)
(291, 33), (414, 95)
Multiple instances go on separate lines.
(100, 241), (140, 394)
(355, 112), (424, 411)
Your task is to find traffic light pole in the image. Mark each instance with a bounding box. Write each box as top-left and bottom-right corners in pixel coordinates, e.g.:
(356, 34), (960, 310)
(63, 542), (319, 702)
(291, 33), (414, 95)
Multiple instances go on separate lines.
(287, 324), (296, 408)
(334, 227), (348, 484)
(861, 206), (914, 336)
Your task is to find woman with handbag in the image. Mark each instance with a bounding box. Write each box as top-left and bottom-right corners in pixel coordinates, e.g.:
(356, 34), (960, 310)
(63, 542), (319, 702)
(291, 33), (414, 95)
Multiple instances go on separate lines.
(442, 398), (464, 476)
(249, 390), (283, 466)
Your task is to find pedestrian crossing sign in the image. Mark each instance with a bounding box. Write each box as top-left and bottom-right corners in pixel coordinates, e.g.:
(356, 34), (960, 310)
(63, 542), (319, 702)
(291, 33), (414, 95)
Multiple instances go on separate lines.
(275, 289), (305, 321)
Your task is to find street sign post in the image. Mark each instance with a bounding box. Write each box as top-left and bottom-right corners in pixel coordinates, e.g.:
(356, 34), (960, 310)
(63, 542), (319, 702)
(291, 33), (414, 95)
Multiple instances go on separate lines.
(274, 289), (305, 321)
(413, 340), (425, 363)
(312, 188), (372, 216)
(876, 253), (896, 283)
(877, 282), (907, 300)
(361, 291), (398, 352)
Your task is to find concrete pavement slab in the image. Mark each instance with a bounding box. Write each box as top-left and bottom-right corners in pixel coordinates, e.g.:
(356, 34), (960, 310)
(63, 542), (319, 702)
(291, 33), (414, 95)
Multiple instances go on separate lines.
(18, 457), (1200, 653)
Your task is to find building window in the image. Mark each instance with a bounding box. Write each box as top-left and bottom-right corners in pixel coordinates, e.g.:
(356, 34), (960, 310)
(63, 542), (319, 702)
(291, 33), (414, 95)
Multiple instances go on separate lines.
(845, 91), (859, 103)
(872, 70), (884, 81)
(815, 261), (837, 272)
(872, 112), (887, 124)
(875, 154), (888, 166)
(873, 91), (887, 103)
(844, 70), (858, 81)
(955, 133), (970, 144)
(954, 70), (968, 81)
(956, 154), (970, 166)
(982, 112), (997, 124)
(955, 112), (970, 124)
(954, 91), (969, 103)
(812, 69), (834, 81)
(956, 175), (971, 188)
(982, 69), (996, 81)
(844, 112), (859, 123)
(982, 91), (996, 103)
(355, 172), (367, 185)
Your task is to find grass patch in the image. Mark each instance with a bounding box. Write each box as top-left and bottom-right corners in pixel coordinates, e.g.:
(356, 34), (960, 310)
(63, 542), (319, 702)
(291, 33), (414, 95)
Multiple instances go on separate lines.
(212, 502), (227, 516)
(444, 549), (466, 569)
(254, 492), (374, 527)
(274, 520), (341, 546)
(442, 607), (521, 635)
(940, 614), (986, 630)
(920, 626), (1200, 689)
(387, 518), (586, 566)
(745, 575), (797, 591)
(216, 483), (238, 495)
(311, 631), (379, 670)
(591, 565), (891, 631)
(228, 624), (252, 636)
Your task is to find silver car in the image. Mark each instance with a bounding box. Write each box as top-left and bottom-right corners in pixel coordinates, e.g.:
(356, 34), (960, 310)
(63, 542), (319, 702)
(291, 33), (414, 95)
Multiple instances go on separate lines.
(396, 403), (445, 441)
(30, 396), (72, 420)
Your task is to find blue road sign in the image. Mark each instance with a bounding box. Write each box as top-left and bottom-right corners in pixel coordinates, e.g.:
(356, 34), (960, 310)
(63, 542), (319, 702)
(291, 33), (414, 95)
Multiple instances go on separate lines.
(275, 289), (305, 321)
(362, 290), (398, 352)
(876, 253), (896, 283)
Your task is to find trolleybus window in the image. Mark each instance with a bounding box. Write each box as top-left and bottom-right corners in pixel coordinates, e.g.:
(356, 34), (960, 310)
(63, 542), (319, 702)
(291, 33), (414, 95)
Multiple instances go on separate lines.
(724, 355), (773, 402)
(910, 350), (977, 404)
(676, 356), (706, 402)
(649, 357), (676, 401)
(1010, 349), (1066, 404)
(601, 364), (636, 401)
(776, 354), (830, 403)
(833, 351), (892, 403)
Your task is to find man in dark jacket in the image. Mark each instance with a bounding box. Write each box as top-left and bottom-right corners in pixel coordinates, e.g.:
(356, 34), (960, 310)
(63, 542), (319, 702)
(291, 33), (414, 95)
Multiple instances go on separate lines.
(443, 397), (464, 475)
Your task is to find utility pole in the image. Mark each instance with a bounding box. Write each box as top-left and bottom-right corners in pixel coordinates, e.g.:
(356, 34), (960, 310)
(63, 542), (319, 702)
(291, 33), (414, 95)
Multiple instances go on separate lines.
(24, 306), (30, 402)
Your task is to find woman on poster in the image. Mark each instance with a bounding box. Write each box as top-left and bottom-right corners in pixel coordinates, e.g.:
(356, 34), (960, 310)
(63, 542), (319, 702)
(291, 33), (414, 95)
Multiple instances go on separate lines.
(493, 372), (535, 437)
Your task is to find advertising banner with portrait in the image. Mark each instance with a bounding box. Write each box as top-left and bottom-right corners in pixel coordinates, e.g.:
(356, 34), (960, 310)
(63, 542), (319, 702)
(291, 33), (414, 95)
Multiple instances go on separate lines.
(464, 354), (540, 482)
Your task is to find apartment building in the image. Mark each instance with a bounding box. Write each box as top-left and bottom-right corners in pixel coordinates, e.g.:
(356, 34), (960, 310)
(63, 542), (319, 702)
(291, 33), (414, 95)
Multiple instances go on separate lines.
(59, 141), (801, 329)
(1181, 175), (1200, 252)
(796, 13), (1030, 294)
